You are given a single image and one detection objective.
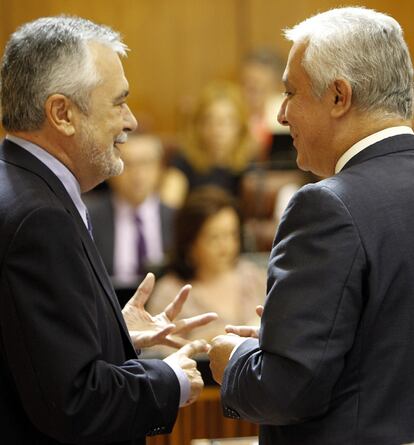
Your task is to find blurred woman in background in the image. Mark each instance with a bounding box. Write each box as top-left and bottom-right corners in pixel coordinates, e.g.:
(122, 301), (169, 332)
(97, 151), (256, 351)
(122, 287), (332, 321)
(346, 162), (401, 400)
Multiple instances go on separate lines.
(160, 81), (256, 208)
(148, 186), (266, 349)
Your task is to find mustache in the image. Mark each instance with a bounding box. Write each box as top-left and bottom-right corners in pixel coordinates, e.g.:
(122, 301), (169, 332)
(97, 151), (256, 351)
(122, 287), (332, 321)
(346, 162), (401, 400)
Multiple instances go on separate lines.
(114, 133), (128, 144)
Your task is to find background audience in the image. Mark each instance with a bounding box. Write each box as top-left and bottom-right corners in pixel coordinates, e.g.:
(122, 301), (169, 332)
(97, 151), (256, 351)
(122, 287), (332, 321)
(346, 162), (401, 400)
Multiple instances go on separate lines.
(160, 81), (256, 208)
(85, 133), (175, 294)
(149, 186), (266, 352)
(241, 48), (291, 164)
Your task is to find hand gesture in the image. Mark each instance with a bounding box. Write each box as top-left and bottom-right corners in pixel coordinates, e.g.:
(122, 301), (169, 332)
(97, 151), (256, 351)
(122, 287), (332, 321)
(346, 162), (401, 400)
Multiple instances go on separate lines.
(224, 305), (263, 339)
(122, 273), (217, 349)
(165, 339), (209, 406)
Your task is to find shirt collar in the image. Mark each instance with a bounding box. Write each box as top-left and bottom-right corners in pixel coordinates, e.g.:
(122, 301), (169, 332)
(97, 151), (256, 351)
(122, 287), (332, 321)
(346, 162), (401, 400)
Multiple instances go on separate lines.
(113, 193), (159, 218)
(6, 134), (89, 227)
(335, 126), (414, 174)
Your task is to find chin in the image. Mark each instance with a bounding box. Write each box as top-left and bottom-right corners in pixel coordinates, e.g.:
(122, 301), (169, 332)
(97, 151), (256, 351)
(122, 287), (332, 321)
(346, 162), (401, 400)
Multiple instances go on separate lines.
(106, 158), (124, 178)
(115, 158), (124, 174)
(295, 155), (310, 173)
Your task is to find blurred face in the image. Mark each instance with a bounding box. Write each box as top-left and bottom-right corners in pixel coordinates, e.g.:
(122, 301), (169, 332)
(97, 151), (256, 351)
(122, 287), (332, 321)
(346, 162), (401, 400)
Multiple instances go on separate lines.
(199, 99), (241, 163)
(73, 42), (137, 190)
(108, 136), (162, 206)
(242, 62), (279, 114)
(190, 207), (240, 276)
(277, 43), (335, 176)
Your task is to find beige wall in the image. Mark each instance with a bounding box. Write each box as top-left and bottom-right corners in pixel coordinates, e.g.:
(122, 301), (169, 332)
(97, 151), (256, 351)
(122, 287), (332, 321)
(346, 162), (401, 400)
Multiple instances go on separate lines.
(1, 0), (413, 135)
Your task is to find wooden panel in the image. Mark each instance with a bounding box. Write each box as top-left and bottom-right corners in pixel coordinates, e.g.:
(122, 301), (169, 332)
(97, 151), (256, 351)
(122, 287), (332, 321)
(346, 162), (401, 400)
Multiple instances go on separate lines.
(121, 0), (241, 135)
(246, 0), (414, 60)
(0, 0), (241, 135)
(1, 0), (413, 135)
(147, 387), (258, 445)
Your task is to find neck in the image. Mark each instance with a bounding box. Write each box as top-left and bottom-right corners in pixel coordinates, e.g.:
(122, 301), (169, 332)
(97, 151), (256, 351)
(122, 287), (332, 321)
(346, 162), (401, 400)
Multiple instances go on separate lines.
(194, 265), (232, 282)
(11, 128), (75, 164)
(326, 114), (412, 177)
(9, 129), (98, 193)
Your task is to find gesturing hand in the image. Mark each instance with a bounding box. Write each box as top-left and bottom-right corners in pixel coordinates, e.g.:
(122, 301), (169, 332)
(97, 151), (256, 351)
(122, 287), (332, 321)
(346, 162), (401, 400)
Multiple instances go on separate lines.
(165, 339), (210, 406)
(122, 273), (218, 349)
(224, 305), (263, 339)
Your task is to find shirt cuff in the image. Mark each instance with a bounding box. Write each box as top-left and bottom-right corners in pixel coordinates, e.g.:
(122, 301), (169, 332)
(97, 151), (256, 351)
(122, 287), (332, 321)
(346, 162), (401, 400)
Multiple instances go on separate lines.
(230, 338), (250, 359)
(163, 356), (190, 407)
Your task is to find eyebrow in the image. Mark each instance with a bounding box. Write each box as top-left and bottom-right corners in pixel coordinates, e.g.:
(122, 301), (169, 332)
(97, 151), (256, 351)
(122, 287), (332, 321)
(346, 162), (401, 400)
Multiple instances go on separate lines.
(113, 89), (129, 104)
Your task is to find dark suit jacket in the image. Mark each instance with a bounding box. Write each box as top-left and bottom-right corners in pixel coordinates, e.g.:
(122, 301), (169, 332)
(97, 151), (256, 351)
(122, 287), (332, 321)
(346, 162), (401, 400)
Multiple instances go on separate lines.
(221, 134), (414, 445)
(0, 139), (180, 444)
(84, 192), (175, 278)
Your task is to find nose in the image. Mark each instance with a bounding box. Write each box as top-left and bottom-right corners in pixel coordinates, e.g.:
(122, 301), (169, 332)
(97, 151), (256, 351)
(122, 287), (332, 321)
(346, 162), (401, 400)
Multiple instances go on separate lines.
(277, 98), (289, 127)
(123, 104), (138, 132)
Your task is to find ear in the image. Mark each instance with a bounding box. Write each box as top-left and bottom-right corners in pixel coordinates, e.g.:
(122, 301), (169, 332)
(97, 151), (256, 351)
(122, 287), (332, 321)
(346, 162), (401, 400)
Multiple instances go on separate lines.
(330, 79), (352, 118)
(44, 94), (76, 136)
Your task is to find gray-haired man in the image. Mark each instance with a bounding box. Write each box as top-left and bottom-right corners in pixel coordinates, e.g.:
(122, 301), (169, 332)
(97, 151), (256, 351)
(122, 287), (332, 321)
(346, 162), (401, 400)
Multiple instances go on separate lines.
(0, 16), (216, 444)
(210, 7), (414, 445)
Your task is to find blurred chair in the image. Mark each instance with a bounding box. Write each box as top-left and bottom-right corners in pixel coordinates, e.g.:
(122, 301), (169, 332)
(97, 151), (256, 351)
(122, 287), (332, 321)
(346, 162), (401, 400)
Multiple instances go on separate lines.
(241, 167), (312, 252)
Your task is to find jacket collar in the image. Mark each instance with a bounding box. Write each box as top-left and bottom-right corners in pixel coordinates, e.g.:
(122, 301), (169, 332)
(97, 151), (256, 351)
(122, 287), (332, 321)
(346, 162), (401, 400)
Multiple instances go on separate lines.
(341, 133), (414, 172)
(0, 139), (137, 356)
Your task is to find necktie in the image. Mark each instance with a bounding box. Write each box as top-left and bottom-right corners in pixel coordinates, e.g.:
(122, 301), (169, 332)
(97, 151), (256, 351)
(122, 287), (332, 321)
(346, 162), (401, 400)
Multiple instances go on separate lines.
(85, 210), (94, 239)
(135, 214), (147, 275)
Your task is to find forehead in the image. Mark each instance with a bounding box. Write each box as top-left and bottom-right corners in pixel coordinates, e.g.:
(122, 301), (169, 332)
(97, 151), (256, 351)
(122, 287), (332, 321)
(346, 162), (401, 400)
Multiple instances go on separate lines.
(283, 42), (311, 86)
(88, 41), (129, 92)
(200, 207), (239, 233)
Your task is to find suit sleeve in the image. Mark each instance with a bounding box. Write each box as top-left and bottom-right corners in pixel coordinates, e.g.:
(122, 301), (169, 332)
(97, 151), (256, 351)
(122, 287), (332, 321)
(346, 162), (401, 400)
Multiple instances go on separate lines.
(0, 206), (179, 443)
(221, 184), (366, 425)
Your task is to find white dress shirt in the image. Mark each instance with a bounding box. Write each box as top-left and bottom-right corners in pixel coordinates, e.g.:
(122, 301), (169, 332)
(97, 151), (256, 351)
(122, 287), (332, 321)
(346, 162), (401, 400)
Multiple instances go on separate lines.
(113, 194), (164, 285)
(335, 126), (414, 173)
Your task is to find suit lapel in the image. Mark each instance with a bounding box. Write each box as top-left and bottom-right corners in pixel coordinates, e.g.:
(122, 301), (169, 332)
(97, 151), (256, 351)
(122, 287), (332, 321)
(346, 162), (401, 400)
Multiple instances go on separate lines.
(0, 140), (135, 353)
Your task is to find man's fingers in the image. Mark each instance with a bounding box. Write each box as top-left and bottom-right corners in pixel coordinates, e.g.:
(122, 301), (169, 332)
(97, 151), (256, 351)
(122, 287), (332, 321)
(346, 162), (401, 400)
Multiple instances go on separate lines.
(225, 324), (259, 338)
(178, 339), (209, 357)
(164, 285), (191, 321)
(256, 305), (264, 318)
(127, 273), (156, 308)
(174, 312), (218, 333)
(129, 323), (175, 348)
(163, 335), (189, 349)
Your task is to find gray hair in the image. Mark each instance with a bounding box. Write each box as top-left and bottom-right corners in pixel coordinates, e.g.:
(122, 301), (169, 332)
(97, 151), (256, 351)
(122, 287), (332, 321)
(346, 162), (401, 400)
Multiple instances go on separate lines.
(1, 16), (128, 131)
(284, 7), (414, 120)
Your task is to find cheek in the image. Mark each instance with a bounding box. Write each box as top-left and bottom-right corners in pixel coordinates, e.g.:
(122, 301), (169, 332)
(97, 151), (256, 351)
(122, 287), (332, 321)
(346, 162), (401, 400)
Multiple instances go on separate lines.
(285, 100), (303, 125)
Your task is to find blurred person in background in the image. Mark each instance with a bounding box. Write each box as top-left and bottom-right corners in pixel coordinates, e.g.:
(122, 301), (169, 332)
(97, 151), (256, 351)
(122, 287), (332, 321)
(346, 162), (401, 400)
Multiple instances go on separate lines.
(241, 48), (290, 162)
(85, 133), (175, 291)
(149, 186), (266, 352)
(160, 81), (256, 208)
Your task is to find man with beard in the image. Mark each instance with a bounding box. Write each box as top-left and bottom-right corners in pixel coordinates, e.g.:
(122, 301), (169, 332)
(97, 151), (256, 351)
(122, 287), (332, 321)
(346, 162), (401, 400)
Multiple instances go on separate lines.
(0, 16), (217, 444)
